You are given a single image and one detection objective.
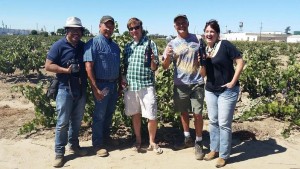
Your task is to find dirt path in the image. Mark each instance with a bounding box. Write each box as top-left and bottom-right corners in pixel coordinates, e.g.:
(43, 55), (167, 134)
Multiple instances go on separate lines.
(1, 134), (300, 169)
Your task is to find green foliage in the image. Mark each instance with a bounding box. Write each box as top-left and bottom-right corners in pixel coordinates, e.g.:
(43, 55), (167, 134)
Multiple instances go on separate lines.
(12, 82), (56, 134)
(235, 42), (300, 136)
(0, 35), (59, 76)
(39, 32), (48, 37)
(3, 32), (300, 137)
(155, 66), (180, 128)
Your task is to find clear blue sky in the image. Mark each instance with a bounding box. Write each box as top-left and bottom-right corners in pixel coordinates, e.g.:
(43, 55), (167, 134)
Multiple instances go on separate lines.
(0, 0), (299, 35)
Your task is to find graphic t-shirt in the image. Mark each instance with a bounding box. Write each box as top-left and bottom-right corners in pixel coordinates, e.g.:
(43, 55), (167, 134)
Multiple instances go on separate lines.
(163, 33), (204, 85)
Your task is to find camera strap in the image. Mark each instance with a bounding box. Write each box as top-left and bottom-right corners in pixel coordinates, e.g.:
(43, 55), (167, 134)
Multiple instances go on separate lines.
(147, 39), (151, 49)
(68, 76), (82, 100)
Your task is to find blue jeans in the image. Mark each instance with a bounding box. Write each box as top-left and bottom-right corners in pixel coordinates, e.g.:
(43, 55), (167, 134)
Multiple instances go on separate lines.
(55, 88), (86, 156)
(92, 82), (118, 147)
(205, 86), (239, 159)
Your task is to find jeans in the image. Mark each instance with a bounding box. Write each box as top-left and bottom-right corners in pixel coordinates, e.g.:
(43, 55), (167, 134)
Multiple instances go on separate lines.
(92, 82), (118, 147)
(205, 85), (239, 159)
(55, 88), (86, 156)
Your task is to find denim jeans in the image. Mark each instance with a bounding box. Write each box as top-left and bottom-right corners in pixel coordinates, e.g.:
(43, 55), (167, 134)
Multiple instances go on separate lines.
(55, 88), (86, 156)
(92, 82), (118, 147)
(205, 85), (239, 159)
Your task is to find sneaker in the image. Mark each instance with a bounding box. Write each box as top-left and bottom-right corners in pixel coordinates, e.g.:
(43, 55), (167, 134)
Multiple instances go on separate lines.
(94, 147), (108, 157)
(53, 155), (64, 168)
(203, 151), (219, 161)
(194, 141), (204, 160)
(174, 136), (194, 150)
(69, 146), (88, 156)
(216, 158), (226, 168)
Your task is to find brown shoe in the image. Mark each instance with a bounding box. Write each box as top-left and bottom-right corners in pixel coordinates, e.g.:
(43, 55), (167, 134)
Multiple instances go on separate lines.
(203, 151), (219, 161)
(94, 147), (108, 157)
(53, 155), (64, 168)
(216, 158), (226, 168)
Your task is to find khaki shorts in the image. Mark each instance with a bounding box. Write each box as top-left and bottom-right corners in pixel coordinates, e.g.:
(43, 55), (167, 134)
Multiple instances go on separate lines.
(173, 84), (205, 114)
(124, 86), (157, 120)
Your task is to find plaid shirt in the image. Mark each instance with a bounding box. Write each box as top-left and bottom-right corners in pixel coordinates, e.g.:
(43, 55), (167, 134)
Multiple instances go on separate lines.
(124, 36), (159, 91)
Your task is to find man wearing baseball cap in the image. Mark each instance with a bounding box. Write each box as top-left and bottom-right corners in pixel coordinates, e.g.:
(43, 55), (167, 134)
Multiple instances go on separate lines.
(45, 16), (88, 167)
(84, 15), (121, 157)
(162, 14), (206, 160)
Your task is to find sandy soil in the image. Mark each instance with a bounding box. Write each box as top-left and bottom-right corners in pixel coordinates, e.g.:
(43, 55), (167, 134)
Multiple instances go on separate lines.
(0, 73), (300, 169)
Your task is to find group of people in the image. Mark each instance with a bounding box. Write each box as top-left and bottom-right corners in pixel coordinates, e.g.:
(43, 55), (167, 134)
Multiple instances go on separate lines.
(45, 14), (244, 168)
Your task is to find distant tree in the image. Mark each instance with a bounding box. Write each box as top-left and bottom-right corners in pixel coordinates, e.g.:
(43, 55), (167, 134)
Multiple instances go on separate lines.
(285, 26), (291, 34)
(50, 32), (56, 36)
(40, 31), (48, 37)
(56, 28), (65, 35)
(144, 30), (149, 35)
(56, 28), (91, 36)
(83, 28), (90, 36)
(31, 30), (38, 35)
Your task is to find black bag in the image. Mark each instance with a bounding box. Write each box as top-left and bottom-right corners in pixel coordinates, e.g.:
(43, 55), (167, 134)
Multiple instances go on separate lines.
(46, 78), (59, 99)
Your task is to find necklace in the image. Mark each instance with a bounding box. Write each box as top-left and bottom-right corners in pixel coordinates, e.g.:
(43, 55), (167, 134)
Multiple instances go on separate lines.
(206, 41), (219, 58)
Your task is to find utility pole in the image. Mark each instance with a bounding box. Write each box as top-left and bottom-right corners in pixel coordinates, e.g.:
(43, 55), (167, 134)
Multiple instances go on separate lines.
(91, 25), (92, 35)
(259, 22), (262, 41)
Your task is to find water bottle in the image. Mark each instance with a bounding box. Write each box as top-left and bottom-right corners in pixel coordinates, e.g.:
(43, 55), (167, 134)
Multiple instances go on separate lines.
(166, 35), (174, 61)
(102, 87), (109, 96)
(166, 35), (173, 43)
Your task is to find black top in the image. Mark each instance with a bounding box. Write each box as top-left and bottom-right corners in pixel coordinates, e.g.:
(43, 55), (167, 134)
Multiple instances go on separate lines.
(205, 40), (242, 92)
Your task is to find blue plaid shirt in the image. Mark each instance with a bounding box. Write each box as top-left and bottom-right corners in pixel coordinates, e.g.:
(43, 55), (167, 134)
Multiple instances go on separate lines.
(84, 34), (120, 80)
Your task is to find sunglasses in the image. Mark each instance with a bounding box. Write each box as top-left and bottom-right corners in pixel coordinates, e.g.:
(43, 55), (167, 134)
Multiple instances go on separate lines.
(129, 25), (140, 31)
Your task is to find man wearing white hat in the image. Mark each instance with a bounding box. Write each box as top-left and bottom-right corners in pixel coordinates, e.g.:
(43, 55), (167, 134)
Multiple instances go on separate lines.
(45, 16), (88, 168)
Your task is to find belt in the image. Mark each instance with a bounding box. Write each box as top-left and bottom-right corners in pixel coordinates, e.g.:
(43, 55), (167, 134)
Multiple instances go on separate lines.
(96, 78), (118, 83)
(187, 83), (204, 88)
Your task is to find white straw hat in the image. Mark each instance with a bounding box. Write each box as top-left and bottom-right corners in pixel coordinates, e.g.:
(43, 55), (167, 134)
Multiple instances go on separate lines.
(64, 17), (83, 28)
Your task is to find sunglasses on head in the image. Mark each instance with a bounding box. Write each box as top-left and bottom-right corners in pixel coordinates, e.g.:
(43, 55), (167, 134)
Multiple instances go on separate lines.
(129, 25), (140, 31)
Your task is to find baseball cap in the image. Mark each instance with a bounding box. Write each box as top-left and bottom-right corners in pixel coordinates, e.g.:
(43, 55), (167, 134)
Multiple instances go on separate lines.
(174, 14), (188, 22)
(100, 15), (115, 24)
(64, 17), (83, 28)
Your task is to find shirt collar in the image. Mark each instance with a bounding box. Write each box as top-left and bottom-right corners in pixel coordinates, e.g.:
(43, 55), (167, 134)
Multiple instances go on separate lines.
(99, 34), (112, 43)
(132, 35), (148, 46)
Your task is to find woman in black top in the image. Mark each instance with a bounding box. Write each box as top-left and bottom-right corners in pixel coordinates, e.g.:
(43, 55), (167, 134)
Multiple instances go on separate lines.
(202, 19), (244, 168)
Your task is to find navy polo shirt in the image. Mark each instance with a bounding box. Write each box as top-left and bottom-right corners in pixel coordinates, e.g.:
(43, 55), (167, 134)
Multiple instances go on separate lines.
(47, 37), (87, 90)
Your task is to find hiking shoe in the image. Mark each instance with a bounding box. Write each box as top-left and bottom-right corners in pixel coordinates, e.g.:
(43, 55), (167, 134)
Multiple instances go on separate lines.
(69, 146), (88, 156)
(204, 151), (219, 161)
(53, 155), (64, 168)
(174, 136), (194, 150)
(216, 158), (226, 168)
(194, 141), (204, 160)
(94, 147), (108, 157)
